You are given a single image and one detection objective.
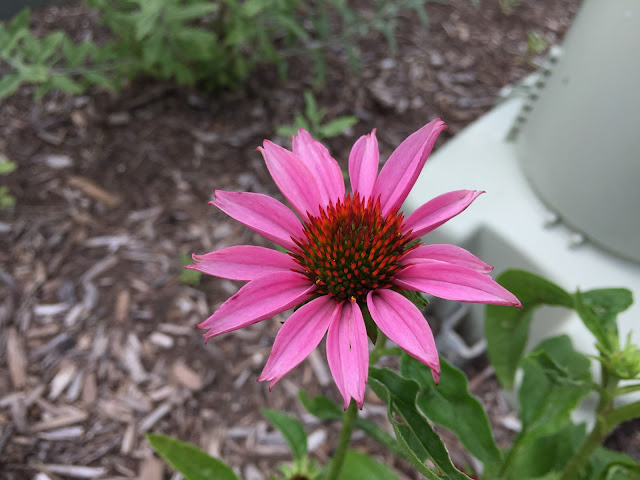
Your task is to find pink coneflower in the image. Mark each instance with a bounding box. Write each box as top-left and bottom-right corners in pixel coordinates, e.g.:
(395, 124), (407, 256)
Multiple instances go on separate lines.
(189, 119), (521, 409)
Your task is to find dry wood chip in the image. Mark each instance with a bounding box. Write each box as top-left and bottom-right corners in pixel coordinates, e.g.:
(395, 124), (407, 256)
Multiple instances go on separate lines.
(30, 406), (88, 432)
(65, 369), (84, 403)
(158, 323), (193, 336)
(138, 456), (164, 480)
(146, 385), (174, 403)
(233, 369), (250, 389)
(121, 342), (148, 384)
(37, 464), (108, 479)
(82, 256), (118, 283)
(10, 398), (28, 433)
(307, 429), (327, 453)
(149, 331), (174, 349)
(114, 289), (130, 324)
(202, 427), (226, 457)
(172, 360), (204, 391)
(7, 327), (27, 388)
(244, 464), (264, 480)
(67, 175), (121, 208)
(48, 360), (78, 400)
(120, 422), (136, 455)
(64, 303), (86, 328)
(0, 392), (21, 408)
(138, 401), (172, 433)
(34, 303), (70, 316)
(98, 399), (134, 423)
(26, 323), (60, 339)
(82, 371), (97, 406)
(84, 235), (131, 250)
(33, 473), (52, 480)
(37, 426), (84, 440)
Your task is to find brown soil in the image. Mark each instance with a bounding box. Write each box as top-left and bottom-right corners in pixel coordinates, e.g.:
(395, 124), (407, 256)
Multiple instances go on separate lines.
(4, 1), (636, 480)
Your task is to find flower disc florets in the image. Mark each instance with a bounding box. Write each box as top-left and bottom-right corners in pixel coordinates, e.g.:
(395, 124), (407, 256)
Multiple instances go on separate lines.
(292, 193), (416, 303)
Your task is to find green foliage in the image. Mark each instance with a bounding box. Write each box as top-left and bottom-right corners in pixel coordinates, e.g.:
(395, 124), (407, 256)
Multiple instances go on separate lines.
(1, 0), (446, 100)
(484, 269), (573, 388)
(497, 0), (521, 15)
(400, 354), (502, 467)
(369, 367), (472, 479)
(517, 337), (591, 446)
(527, 30), (549, 55)
(179, 253), (201, 286)
(574, 288), (633, 354)
(261, 408), (307, 461)
(276, 91), (358, 141)
(0, 8), (115, 98)
(298, 391), (407, 460)
(337, 450), (400, 480)
(0, 155), (16, 210)
(485, 270), (635, 390)
(0, 157), (17, 174)
(484, 269), (639, 480)
(0, 186), (16, 210)
(146, 433), (241, 480)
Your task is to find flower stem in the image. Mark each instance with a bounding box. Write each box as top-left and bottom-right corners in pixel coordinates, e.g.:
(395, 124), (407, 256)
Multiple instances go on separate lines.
(559, 367), (619, 480)
(326, 399), (359, 480)
(369, 332), (388, 365)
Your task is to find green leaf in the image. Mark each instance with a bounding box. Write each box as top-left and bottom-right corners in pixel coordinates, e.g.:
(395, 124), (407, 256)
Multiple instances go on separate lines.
(299, 391), (341, 419)
(319, 116), (359, 138)
(338, 450), (399, 480)
(0, 74), (21, 99)
(84, 71), (118, 91)
(0, 186), (16, 210)
(261, 408), (307, 461)
(590, 447), (640, 480)
(298, 392), (406, 459)
(50, 75), (84, 94)
(369, 368), (471, 479)
(518, 336), (591, 439)
(132, 0), (164, 40)
(525, 350), (594, 389)
(8, 8), (30, 37)
(400, 354), (502, 466)
(146, 433), (241, 480)
(574, 288), (633, 353)
(36, 31), (65, 62)
(485, 269), (573, 388)
(17, 64), (49, 83)
(165, 2), (218, 22)
(0, 158), (17, 174)
(507, 421), (586, 479)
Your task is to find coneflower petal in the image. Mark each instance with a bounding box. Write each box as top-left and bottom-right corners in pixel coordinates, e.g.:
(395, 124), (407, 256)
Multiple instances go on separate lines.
(189, 246), (298, 281)
(400, 244), (493, 273)
(402, 190), (483, 238)
(373, 119), (447, 216)
(395, 263), (522, 307)
(260, 140), (323, 220)
(367, 289), (440, 383)
(348, 129), (379, 201)
(197, 271), (314, 339)
(258, 296), (338, 388)
(292, 129), (345, 206)
(326, 300), (369, 409)
(211, 190), (303, 251)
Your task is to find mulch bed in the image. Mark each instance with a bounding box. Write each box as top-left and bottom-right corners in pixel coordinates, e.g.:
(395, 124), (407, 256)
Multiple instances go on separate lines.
(6, 1), (635, 479)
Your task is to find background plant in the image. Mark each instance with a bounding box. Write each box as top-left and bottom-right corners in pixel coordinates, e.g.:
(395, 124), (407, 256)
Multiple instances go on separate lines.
(0, 155), (17, 210)
(276, 90), (358, 141)
(0, 0), (447, 100)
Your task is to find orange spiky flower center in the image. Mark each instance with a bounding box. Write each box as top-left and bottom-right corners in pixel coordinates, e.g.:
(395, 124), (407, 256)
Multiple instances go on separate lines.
(291, 193), (417, 303)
